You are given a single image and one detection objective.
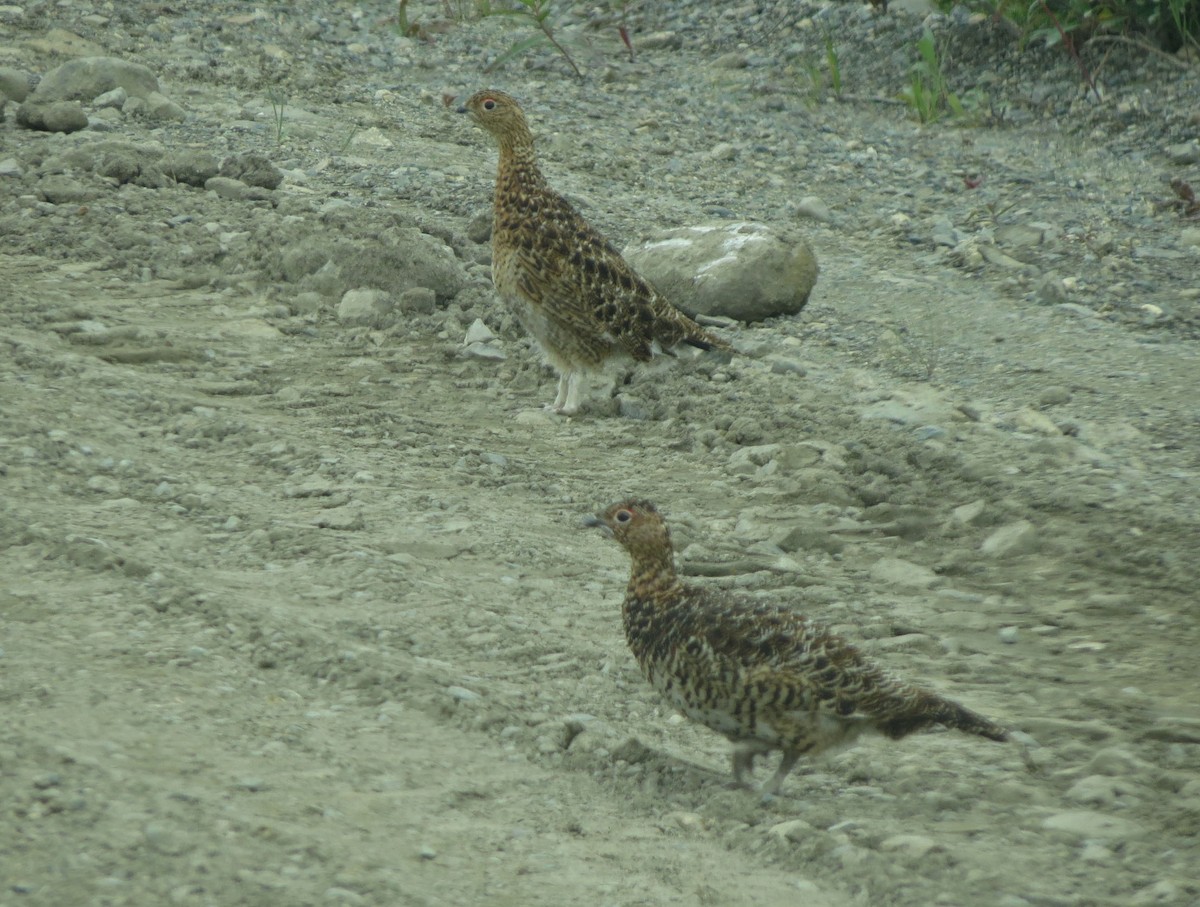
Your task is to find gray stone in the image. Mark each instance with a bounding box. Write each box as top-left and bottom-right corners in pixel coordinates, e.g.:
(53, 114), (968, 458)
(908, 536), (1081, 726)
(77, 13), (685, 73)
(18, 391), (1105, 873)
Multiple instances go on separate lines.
(637, 31), (682, 51)
(793, 195), (833, 223)
(0, 157), (22, 177)
(1041, 809), (1142, 842)
(869, 557), (940, 589)
(1065, 774), (1142, 808)
(0, 66), (37, 102)
(466, 208), (492, 243)
(1038, 385), (1072, 406)
(767, 818), (818, 842)
(37, 175), (97, 204)
(143, 820), (195, 856)
(979, 244), (1028, 270)
(1012, 407), (1060, 435)
(141, 90), (186, 121)
(1035, 275), (1069, 303)
(1165, 141), (1200, 165)
(995, 223), (1050, 248)
(398, 286), (437, 314)
(879, 834), (941, 858)
(950, 499), (987, 526)
(463, 318), (495, 345)
(92, 86), (127, 109)
(204, 173), (258, 199)
(980, 520), (1037, 557)
(623, 221), (818, 322)
(771, 524), (844, 555)
(1141, 716), (1200, 744)
(30, 56), (160, 103)
(1083, 747), (1147, 776)
(300, 228), (468, 302)
(16, 100), (88, 133)
(1131, 881), (1187, 905)
(708, 142), (736, 161)
(220, 152), (283, 190)
(292, 292), (325, 315)
(462, 342), (506, 361)
(767, 356), (807, 376)
(337, 289), (396, 327)
(163, 150), (219, 187)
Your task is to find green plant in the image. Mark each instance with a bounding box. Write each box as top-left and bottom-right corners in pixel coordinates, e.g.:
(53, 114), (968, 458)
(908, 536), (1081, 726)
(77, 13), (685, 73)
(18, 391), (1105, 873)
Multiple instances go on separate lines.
(900, 29), (965, 123)
(267, 88), (287, 145)
(486, 0), (584, 79)
(824, 30), (843, 99)
(1163, 0), (1200, 55)
(937, 0), (1199, 58)
(797, 30), (844, 104)
(338, 126), (360, 155)
(395, 0), (424, 38)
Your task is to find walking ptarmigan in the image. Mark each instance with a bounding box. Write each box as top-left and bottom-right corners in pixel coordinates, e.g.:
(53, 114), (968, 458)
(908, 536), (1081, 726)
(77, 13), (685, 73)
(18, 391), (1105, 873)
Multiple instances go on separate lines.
(585, 499), (1010, 797)
(458, 89), (731, 415)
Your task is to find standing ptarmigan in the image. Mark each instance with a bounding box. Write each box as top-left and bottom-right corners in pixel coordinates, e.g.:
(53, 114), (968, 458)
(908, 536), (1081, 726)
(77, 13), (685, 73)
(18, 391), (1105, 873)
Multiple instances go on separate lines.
(458, 89), (731, 415)
(584, 499), (1010, 797)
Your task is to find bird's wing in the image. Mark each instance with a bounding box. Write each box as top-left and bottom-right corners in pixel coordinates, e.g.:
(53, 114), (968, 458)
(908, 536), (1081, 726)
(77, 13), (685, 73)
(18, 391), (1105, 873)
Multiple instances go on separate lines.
(680, 590), (896, 717)
(513, 194), (710, 362)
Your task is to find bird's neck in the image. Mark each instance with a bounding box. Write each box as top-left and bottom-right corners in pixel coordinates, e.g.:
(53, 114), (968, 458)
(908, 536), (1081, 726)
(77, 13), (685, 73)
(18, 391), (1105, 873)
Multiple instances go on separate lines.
(625, 550), (685, 604)
(495, 141), (547, 200)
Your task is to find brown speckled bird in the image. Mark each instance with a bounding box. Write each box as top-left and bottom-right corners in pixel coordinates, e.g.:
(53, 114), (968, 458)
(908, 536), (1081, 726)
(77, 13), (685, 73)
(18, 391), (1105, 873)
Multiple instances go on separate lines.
(585, 499), (1009, 797)
(458, 89), (731, 415)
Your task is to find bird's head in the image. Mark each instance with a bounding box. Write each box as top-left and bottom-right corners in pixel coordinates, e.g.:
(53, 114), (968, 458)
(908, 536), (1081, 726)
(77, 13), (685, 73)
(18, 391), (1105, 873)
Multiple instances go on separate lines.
(457, 89), (530, 147)
(583, 499), (672, 556)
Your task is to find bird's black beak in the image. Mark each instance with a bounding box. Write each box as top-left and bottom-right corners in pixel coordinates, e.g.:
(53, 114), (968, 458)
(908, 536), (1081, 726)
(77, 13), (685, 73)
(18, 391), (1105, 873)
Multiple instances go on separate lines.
(582, 514), (613, 537)
(456, 105), (468, 114)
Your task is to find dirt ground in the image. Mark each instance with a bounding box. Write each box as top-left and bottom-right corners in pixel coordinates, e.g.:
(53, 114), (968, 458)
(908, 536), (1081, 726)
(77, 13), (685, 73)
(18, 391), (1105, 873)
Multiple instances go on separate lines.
(2, 2), (1199, 906)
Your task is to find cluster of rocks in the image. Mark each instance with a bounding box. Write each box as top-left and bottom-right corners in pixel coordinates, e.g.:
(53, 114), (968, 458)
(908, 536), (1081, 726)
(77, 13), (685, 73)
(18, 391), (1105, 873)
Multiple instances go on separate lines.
(2, 56), (183, 132)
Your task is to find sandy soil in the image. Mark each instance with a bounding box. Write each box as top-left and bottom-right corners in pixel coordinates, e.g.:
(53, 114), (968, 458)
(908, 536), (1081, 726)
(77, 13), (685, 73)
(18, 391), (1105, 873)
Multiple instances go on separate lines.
(2, 2), (1199, 905)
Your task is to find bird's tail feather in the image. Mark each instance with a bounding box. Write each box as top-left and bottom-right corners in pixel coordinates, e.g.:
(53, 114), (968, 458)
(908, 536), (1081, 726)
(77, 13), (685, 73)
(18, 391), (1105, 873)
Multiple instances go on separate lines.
(880, 694), (1008, 742)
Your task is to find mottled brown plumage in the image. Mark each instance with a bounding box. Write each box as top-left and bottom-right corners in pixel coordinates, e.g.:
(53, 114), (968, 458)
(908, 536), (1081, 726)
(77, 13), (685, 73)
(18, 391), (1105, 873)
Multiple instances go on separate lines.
(585, 499), (1009, 797)
(459, 89), (731, 415)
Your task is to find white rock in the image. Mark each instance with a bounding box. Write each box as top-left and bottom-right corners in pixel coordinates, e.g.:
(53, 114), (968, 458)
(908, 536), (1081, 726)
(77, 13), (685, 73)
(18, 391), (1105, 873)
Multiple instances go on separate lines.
(980, 520), (1038, 557)
(1083, 747), (1148, 776)
(463, 342), (505, 361)
(337, 288), (395, 327)
(31, 56), (161, 102)
(793, 195), (833, 223)
(950, 499), (987, 525)
(623, 221), (818, 322)
(463, 318), (495, 345)
(1012, 407), (1061, 435)
(767, 818), (817, 842)
(869, 557), (940, 589)
(879, 834), (941, 858)
(92, 86), (127, 109)
(1065, 774), (1141, 808)
(1041, 809), (1142, 841)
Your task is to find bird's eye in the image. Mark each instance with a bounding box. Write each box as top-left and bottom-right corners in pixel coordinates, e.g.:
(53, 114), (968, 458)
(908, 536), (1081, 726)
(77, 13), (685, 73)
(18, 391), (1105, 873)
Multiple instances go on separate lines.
(482, 99), (496, 111)
(615, 510), (632, 523)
